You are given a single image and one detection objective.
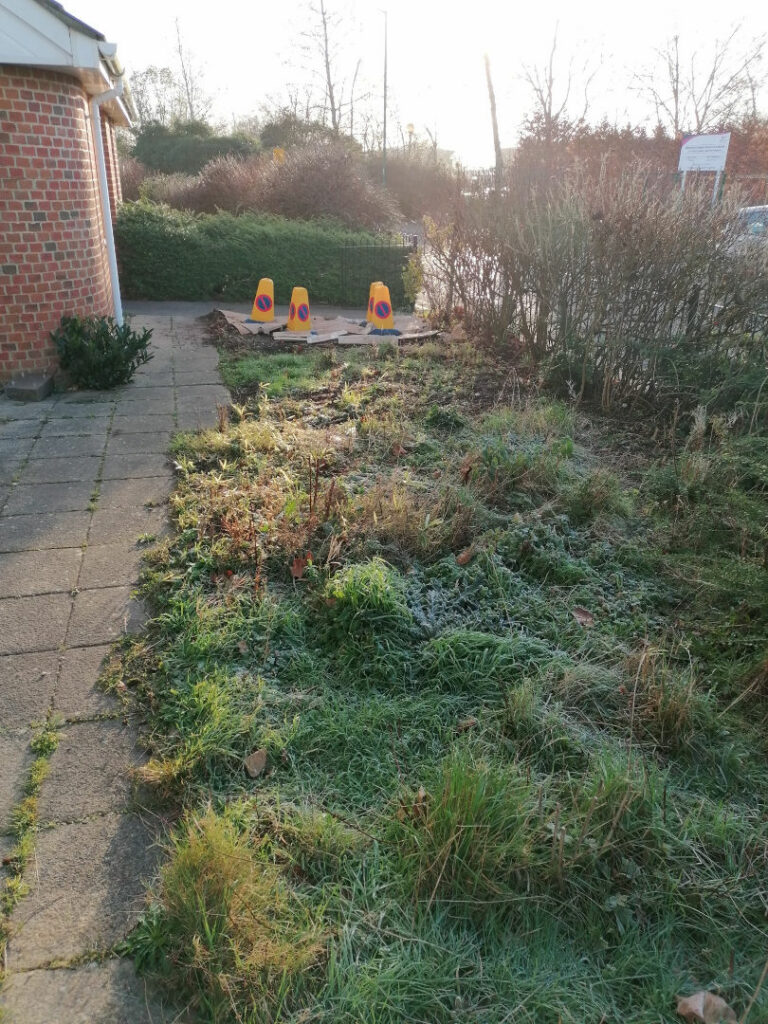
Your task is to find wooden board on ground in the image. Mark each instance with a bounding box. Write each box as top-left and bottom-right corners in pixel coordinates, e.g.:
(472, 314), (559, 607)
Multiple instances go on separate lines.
(212, 310), (440, 345)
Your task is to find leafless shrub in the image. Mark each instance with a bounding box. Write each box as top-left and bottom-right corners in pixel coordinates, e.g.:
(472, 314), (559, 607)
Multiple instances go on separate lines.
(257, 143), (398, 229)
(119, 155), (149, 201)
(126, 143), (398, 230)
(139, 171), (200, 209)
(424, 164), (768, 411)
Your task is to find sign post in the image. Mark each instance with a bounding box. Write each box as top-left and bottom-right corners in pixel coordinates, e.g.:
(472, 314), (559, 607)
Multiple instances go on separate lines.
(678, 133), (731, 204)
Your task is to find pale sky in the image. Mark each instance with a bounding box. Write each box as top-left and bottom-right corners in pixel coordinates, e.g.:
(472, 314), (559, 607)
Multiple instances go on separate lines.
(66, 0), (767, 165)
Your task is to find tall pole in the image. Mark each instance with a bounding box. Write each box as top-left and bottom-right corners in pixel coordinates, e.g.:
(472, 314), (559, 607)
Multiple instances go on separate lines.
(382, 9), (388, 187)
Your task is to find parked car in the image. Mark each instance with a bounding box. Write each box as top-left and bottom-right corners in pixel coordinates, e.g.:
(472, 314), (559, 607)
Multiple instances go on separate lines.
(736, 205), (768, 239)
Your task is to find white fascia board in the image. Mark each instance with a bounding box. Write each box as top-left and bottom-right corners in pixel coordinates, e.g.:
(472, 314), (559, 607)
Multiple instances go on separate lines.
(0, 0), (102, 69)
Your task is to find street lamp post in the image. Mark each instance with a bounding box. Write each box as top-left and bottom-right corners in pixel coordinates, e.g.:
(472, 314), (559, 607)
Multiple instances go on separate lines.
(382, 9), (387, 188)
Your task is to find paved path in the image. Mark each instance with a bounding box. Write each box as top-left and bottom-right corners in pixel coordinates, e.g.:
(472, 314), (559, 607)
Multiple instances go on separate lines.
(0, 316), (227, 1022)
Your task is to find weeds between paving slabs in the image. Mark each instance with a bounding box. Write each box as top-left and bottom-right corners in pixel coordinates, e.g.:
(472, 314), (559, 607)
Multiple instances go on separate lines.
(121, 338), (768, 1023)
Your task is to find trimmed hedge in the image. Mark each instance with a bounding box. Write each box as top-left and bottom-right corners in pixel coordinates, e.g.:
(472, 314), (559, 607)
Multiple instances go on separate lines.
(115, 202), (406, 306)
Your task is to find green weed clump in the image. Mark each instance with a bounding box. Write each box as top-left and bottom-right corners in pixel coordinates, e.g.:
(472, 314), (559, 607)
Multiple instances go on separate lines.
(131, 809), (325, 1018)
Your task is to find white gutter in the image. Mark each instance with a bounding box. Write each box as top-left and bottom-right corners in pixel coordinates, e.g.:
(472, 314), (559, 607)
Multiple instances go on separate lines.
(89, 79), (124, 325)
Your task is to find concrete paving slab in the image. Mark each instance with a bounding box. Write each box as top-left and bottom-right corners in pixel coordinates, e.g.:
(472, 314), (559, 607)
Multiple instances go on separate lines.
(0, 399), (51, 420)
(97, 474), (174, 509)
(0, 734), (29, 833)
(176, 409), (219, 431)
(89, 507), (168, 546)
(79, 543), (146, 589)
(2, 480), (95, 515)
(48, 402), (114, 419)
(112, 401), (175, 419)
(0, 593), (71, 655)
(19, 456), (102, 484)
(106, 431), (171, 455)
(177, 384), (230, 404)
(129, 375), (175, 389)
(0, 416), (46, 437)
(0, 457), (24, 484)
(56, 391), (120, 405)
(176, 369), (223, 386)
(116, 385), (174, 403)
(7, 812), (159, 970)
(38, 416), (110, 437)
(0, 959), (188, 1024)
(111, 413), (175, 434)
(53, 644), (114, 720)
(0, 652), (58, 730)
(0, 547), (81, 597)
(30, 434), (106, 459)
(101, 453), (170, 479)
(0, 511), (90, 552)
(37, 720), (142, 822)
(68, 586), (146, 646)
(0, 437), (35, 459)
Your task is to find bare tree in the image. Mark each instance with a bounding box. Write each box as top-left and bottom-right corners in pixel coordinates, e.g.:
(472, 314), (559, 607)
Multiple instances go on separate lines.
(174, 20), (213, 123)
(484, 54), (504, 189)
(128, 65), (187, 128)
(634, 26), (767, 134)
(299, 1), (371, 138)
(521, 29), (595, 144)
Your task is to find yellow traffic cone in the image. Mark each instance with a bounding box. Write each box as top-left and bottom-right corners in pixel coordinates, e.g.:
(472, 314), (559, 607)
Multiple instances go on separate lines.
(370, 283), (395, 331)
(287, 286), (311, 331)
(248, 278), (275, 322)
(366, 281), (383, 323)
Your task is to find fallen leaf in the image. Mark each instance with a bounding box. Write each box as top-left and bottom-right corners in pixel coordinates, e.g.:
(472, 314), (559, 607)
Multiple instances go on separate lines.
(676, 991), (737, 1024)
(291, 552), (310, 579)
(572, 606), (595, 628)
(244, 748), (267, 779)
(413, 785), (428, 818)
(456, 547), (475, 566)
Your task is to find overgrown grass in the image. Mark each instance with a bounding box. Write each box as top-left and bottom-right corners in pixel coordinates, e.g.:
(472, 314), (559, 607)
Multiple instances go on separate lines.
(124, 339), (768, 1022)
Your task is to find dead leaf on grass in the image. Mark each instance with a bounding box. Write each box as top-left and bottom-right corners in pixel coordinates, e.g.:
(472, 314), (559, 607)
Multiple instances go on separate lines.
(456, 547), (475, 566)
(244, 748), (268, 779)
(572, 606), (595, 628)
(676, 991), (737, 1024)
(291, 551), (313, 579)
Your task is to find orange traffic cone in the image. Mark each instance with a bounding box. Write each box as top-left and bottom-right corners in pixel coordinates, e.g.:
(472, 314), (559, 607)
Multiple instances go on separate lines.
(366, 281), (383, 323)
(247, 278), (275, 322)
(286, 287), (311, 331)
(369, 283), (396, 332)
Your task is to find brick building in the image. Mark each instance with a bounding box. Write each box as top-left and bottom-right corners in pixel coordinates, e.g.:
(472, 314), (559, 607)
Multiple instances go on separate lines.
(0, 0), (132, 384)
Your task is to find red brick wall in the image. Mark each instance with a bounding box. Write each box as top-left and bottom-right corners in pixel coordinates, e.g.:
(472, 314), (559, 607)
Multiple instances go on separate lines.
(0, 65), (115, 381)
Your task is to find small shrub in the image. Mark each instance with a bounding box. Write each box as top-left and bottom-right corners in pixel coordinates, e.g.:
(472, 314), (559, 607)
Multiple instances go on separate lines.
(425, 404), (466, 433)
(53, 315), (152, 389)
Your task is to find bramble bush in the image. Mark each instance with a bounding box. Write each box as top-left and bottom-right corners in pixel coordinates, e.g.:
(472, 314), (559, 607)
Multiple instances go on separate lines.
(115, 203), (402, 304)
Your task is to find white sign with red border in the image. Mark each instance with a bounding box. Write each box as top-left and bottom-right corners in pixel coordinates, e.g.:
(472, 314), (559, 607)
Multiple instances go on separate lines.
(678, 133), (731, 173)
